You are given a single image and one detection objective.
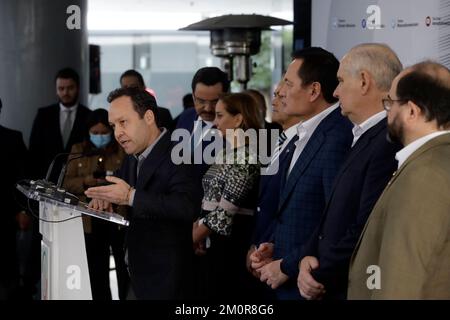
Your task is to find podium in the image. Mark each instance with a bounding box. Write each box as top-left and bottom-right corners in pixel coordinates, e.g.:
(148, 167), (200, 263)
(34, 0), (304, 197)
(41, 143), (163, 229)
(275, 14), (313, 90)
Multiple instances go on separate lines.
(17, 181), (129, 300)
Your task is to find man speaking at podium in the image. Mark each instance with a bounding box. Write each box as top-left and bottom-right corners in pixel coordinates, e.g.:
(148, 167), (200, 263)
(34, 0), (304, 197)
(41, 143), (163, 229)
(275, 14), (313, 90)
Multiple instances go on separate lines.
(85, 87), (199, 300)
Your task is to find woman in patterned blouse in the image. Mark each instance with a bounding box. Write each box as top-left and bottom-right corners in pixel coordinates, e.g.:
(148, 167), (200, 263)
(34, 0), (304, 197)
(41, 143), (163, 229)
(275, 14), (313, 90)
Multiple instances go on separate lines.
(192, 92), (263, 299)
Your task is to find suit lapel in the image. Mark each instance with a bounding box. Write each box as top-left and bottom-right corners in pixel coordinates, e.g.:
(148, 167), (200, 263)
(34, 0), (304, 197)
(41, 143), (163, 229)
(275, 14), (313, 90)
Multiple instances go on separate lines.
(69, 105), (87, 148)
(52, 104), (64, 150)
(352, 132), (450, 264)
(136, 132), (171, 190)
(186, 110), (197, 134)
(259, 135), (297, 196)
(341, 120), (385, 176)
(277, 108), (342, 213)
(318, 119), (386, 228)
(385, 133), (450, 190)
(278, 131), (325, 212)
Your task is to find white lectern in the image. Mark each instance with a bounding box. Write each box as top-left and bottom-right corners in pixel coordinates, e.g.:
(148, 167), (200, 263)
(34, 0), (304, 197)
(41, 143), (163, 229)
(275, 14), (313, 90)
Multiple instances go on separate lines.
(17, 182), (129, 300)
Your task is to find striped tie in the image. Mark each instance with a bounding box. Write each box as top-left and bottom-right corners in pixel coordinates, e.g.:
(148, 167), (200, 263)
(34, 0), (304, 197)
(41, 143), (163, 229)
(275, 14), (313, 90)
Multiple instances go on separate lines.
(271, 131), (287, 162)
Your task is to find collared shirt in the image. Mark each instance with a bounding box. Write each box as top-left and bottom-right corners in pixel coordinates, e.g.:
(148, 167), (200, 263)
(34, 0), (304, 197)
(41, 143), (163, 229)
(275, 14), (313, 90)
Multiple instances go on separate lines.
(128, 128), (168, 205)
(278, 124), (298, 154)
(287, 102), (340, 175)
(395, 131), (450, 169)
(191, 116), (214, 149)
(59, 103), (78, 135)
(265, 123), (299, 173)
(351, 110), (386, 147)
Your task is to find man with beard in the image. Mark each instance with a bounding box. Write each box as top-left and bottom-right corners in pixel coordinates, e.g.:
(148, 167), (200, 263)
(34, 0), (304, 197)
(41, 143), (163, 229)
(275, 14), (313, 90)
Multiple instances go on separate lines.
(29, 67), (91, 182)
(25, 68), (91, 299)
(348, 61), (450, 299)
(296, 43), (402, 300)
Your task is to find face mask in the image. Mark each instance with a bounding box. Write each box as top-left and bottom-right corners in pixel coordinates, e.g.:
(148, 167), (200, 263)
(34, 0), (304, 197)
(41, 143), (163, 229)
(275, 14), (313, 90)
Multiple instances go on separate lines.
(90, 133), (111, 148)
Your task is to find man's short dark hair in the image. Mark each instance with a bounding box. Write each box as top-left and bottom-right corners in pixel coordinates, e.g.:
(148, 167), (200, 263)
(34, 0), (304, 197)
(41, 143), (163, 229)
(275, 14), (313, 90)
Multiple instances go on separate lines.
(191, 67), (230, 94)
(55, 67), (80, 87)
(292, 47), (340, 104)
(120, 69), (145, 88)
(396, 62), (450, 128)
(107, 87), (159, 125)
(182, 93), (194, 109)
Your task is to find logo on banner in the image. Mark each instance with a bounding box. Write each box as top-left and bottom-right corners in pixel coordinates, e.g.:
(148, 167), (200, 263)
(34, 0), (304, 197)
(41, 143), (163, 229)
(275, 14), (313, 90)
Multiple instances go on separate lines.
(332, 17), (339, 29)
(391, 19), (397, 29)
(366, 5), (382, 30)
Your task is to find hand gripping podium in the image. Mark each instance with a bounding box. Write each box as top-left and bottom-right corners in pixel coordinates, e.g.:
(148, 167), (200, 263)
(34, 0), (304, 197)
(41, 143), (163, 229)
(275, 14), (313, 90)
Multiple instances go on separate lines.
(17, 181), (129, 300)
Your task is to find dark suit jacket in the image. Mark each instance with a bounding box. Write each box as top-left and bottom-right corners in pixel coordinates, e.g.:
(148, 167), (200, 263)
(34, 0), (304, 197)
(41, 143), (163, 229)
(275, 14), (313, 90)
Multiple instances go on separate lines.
(273, 107), (353, 299)
(175, 107), (197, 133)
(348, 133), (450, 299)
(175, 107), (217, 213)
(251, 136), (297, 246)
(0, 125), (27, 282)
(302, 119), (400, 299)
(117, 131), (200, 299)
(29, 103), (91, 181)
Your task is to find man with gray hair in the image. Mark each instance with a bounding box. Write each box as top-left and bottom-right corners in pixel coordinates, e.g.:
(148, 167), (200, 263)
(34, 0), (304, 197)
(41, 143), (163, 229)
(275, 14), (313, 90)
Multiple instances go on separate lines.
(348, 61), (450, 299)
(297, 43), (403, 300)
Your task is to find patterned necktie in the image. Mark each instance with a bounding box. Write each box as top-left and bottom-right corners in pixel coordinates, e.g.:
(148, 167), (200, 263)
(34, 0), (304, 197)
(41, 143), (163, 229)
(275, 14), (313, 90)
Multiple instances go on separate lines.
(271, 131), (287, 162)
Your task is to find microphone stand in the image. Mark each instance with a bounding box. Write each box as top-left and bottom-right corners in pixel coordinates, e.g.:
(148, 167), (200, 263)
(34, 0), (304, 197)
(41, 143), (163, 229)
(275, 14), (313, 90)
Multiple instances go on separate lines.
(56, 149), (102, 189)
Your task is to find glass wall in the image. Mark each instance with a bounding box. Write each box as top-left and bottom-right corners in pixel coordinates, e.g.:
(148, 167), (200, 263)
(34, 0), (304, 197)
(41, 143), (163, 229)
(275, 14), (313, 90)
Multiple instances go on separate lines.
(88, 31), (221, 117)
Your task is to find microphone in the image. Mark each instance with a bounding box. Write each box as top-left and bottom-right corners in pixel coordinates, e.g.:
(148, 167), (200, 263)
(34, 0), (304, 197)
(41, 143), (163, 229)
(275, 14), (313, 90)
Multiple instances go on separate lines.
(56, 149), (102, 189)
(45, 151), (84, 182)
(26, 151), (88, 192)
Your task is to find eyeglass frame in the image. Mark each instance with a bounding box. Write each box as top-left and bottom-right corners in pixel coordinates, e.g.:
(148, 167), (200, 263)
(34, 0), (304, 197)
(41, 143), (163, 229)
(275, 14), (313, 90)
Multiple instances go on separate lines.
(382, 95), (408, 111)
(193, 96), (219, 108)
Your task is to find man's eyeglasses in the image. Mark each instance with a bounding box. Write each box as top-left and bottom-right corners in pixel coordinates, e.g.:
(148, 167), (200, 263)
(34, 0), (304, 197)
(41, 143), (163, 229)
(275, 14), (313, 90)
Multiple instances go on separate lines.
(382, 96), (407, 111)
(194, 96), (219, 108)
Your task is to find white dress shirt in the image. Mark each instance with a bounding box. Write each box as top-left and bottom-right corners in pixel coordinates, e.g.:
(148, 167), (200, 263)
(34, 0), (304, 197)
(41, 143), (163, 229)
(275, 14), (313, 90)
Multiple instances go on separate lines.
(351, 111), (386, 147)
(263, 123), (299, 176)
(287, 103), (340, 175)
(395, 131), (450, 169)
(128, 128), (168, 206)
(191, 116), (214, 149)
(269, 124), (298, 164)
(59, 103), (78, 135)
